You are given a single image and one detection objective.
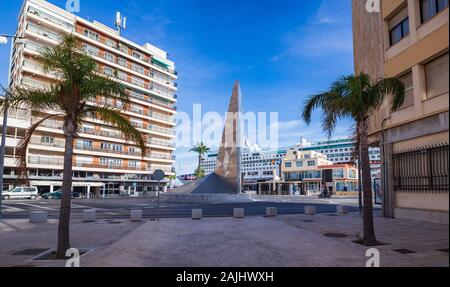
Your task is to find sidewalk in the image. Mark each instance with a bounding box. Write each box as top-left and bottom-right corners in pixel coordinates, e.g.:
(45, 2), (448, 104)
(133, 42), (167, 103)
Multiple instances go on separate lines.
(0, 212), (448, 267)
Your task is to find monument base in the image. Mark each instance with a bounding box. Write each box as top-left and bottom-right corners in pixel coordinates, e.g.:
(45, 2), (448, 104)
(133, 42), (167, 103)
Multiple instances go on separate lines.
(173, 173), (238, 194)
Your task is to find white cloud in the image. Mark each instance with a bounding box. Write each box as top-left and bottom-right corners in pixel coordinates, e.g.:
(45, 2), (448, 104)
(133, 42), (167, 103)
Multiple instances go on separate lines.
(271, 0), (353, 61)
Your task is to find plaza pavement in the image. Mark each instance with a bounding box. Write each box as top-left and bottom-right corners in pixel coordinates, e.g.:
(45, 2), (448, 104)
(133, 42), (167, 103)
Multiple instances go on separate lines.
(0, 210), (447, 267)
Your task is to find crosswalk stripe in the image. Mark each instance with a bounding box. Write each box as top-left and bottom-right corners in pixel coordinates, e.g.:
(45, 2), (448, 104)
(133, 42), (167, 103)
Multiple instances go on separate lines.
(16, 202), (54, 210)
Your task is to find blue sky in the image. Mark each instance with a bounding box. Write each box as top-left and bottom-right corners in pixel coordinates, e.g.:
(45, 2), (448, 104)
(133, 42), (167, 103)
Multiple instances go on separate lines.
(0, 0), (355, 175)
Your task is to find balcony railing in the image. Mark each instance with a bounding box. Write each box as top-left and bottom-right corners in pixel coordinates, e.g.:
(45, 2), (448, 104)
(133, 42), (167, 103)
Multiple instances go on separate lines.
(28, 6), (75, 31)
(147, 124), (175, 135)
(21, 78), (51, 90)
(75, 162), (147, 171)
(26, 23), (60, 41)
(29, 156), (64, 166)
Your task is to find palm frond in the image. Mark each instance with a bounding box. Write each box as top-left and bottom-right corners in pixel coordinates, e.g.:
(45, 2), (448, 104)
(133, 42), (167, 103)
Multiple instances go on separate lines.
(372, 77), (405, 112)
(84, 105), (146, 155)
(81, 74), (129, 103)
(16, 113), (64, 184)
(4, 86), (59, 112)
(301, 93), (328, 125)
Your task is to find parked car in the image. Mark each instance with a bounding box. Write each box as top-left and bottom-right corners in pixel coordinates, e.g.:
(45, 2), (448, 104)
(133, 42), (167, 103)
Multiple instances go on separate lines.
(41, 190), (80, 199)
(2, 186), (39, 200)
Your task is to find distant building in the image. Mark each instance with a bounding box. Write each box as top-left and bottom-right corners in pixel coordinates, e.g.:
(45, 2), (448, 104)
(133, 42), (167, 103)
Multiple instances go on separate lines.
(296, 137), (381, 180)
(201, 137), (380, 191)
(256, 149), (358, 195)
(201, 142), (286, 190)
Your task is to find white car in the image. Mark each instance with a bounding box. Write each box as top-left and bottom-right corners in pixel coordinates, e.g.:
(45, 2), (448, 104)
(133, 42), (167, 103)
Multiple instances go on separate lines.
(2, 186), (39, 200)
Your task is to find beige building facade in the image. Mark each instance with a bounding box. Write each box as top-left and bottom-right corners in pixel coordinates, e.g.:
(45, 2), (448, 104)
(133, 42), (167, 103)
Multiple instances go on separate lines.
(1, 0), (177, 196)
(352, 0), (449, 223)
(257, 150), (358, 196)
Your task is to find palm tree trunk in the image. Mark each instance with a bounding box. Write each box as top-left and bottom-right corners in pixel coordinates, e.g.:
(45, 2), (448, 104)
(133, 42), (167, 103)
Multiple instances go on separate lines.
(56, 133), (74, 258)
(359, 120), (377, 245)
(198, 153), (201, 172)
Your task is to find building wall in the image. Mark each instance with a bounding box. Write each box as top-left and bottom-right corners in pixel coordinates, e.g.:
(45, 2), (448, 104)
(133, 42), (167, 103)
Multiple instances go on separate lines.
(1, 0), (177, 195)
(352, 0), (449, 223)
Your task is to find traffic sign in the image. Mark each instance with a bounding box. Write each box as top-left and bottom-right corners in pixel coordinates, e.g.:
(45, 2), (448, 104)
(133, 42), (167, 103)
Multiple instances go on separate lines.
(153, 169), (165, 180)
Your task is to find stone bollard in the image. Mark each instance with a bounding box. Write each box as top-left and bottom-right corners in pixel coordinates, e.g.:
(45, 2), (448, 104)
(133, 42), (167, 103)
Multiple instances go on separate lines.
(304, 206), (316, 215)
(266, 207), (277, 217)
(130, 209), (142, 221)
(29, 211), (48, 223)
(337, 205), (349, 214)
(233, 208), (245, 218)
(83, 209), (96, 222)
(192, 209), (202, 220)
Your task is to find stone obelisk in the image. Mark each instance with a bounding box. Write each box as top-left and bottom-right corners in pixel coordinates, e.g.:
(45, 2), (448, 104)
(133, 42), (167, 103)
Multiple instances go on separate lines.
(214, 80), (241, 193)
(173, 81), (242, 194)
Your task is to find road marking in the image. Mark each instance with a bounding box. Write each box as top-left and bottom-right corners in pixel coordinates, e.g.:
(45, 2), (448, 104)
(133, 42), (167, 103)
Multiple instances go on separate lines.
(1, 204), (25, 212)
(16, 202), (55, 210)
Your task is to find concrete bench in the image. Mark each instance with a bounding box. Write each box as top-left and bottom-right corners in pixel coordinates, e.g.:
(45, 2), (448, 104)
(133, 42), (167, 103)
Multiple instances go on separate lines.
(266, 207), (277, 217)
(83, 209), (96, 222)
(304, 206), (316, 215)
(336, 205), (349, 214)
(130, 209), (142, 221)
(233, 208), (245, 218)
(29, 211), (48, 223)
(192, 209), (202, 220)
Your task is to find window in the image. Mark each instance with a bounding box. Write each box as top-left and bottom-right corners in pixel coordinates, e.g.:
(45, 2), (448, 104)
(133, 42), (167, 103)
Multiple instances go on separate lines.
(105, 52), (114, 62)
(307, 160), (315, 166)
(103, 66), (114, 76)
(117, 71), (127, 81)
(397, 71), (414, 109)
(425, 53), (449, 99)
(82, 43), (99, 56)
(284, 162), (292, 168)
(132, 51), (142, 60)
(131, 77), (145, 88)
(41, 136), (54, 144)
(131, 64), (145, 74)
(304, 154), (310, 159)
(84, 29), (99, 41)
(420, 0), (449, 23)
(119, 44), (128, 54)
(118, 57), (127, 67)
(333, 169), (344, 179)
(78, 139), (93, 148)
(296, 160), (303, 167)
(105, 39), (117, 48)
(388, 6), (409, 46)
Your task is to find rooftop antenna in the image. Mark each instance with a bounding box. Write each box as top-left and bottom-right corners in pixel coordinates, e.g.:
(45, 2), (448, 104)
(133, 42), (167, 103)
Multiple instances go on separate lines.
(115, 12), (127, 36)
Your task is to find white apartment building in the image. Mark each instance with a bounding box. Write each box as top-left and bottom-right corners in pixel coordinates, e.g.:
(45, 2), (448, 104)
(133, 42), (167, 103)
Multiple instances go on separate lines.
(0, 0), (177, 196)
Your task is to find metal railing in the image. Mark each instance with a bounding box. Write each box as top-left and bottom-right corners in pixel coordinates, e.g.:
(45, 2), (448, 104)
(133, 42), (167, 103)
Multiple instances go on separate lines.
(393, 144), (449, 193)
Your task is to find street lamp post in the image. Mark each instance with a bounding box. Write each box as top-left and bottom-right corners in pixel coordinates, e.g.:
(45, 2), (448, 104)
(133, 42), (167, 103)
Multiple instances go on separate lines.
(0, 34), (26, 221)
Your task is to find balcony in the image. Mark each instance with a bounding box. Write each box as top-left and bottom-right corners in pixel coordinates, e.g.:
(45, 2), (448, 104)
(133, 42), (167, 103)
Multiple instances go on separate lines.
(27, 6), (75, 31)
(75, 162), (147, 171)
(28, 155), (64, 166)
(26, 23), (60, 42)
(148, 138), (175, 148)
(147, 124), (175, 135)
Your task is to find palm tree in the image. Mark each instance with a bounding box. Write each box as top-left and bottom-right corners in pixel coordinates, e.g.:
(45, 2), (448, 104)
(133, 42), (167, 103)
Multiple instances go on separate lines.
(301, 73), (405, 246)
(1, 34), (146, 258)
(190, 142), (210, 178)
